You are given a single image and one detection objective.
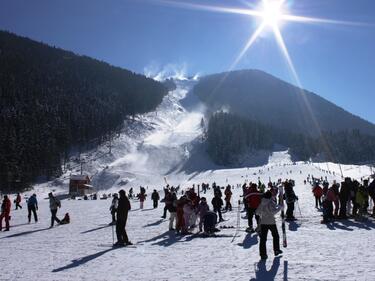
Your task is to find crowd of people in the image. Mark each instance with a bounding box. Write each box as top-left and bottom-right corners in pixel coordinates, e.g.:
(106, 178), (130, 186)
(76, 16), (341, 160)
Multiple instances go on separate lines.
(308, 175), (375, 223)
(1, 174), (375, 260)
(0, 191), (70, 231)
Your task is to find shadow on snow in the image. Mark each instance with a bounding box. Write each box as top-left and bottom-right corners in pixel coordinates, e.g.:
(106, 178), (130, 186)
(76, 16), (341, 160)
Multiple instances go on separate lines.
(52, 247), (119, 273)
(249, 257), (288, 281)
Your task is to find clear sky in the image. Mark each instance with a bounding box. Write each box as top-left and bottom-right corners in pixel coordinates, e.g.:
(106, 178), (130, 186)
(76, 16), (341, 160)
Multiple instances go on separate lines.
(0, 0), (374, 123)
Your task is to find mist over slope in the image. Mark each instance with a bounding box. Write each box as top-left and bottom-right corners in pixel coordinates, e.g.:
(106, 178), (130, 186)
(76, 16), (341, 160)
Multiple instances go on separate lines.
(193, 69), (375, 136)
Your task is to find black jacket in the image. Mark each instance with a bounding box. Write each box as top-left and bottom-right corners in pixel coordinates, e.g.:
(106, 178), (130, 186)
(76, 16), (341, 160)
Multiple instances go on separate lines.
(117, 195), (131, 221)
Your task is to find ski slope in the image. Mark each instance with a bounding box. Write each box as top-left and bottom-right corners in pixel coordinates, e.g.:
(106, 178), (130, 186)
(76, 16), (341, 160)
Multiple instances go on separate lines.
(3, 79), (375, 280)
(1, 151), (375, 281)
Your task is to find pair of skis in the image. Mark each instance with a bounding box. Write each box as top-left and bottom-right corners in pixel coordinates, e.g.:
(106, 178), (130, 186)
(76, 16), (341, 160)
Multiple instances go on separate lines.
(278, 185), (287, 248)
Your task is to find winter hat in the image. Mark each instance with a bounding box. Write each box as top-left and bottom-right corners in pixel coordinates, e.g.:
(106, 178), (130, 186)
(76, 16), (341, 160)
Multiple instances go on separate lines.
(119, 190), (126, 197)
(264, 191), (272, 199)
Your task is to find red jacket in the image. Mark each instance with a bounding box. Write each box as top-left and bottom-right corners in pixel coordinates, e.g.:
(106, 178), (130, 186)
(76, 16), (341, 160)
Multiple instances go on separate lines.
(16, 194), (21, 203)
(1, 198), (11, 215)
(245, 187), (262, 209)
(312, 185), (323, 198)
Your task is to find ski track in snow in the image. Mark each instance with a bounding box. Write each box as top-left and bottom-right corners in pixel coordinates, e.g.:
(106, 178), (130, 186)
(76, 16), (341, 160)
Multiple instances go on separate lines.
(2, 80), (375, 280)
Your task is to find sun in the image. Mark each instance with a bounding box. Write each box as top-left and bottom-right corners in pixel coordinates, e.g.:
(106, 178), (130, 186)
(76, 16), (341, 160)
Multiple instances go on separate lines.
(260, 0), (283, 27)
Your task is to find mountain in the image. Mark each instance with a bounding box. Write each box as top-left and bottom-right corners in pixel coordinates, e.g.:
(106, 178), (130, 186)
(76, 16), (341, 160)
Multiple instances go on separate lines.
(0, 30), (167, 191)
(193, 69), (375, 136)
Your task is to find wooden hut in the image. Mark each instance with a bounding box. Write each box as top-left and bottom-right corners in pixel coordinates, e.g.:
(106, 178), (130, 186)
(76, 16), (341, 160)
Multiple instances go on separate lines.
(69, 174), (92, 196)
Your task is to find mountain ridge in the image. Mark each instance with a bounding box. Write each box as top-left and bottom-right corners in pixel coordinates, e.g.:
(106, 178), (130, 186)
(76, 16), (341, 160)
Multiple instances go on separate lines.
(193, 69), (375, 136)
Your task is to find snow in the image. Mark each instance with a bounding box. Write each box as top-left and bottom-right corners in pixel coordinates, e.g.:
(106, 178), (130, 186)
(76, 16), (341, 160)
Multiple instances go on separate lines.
(1, 151), (375, 281)
(2, 79), (375, 280)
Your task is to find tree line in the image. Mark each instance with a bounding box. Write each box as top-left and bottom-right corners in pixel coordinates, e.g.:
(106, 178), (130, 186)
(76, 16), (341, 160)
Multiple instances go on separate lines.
(207, 112), (375, 165)
(0, 31), (167, 191)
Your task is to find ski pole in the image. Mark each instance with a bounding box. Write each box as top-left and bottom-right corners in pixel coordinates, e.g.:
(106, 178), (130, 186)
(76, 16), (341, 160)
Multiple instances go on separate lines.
(111, 223), (115, 245)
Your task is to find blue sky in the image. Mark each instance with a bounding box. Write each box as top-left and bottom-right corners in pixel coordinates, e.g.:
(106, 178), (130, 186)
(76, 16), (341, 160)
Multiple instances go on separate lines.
(0, 0), (374, 123)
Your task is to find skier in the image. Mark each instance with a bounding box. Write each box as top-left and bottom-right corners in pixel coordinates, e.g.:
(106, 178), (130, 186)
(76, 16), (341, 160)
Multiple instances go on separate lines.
(245, 183), (262, 233)
(355, 183), (368, 220)
(321, 186), (335, 223)
(283, 181), (298, 221)
(129, 187), (134, 199)
(339, 178), (351, 219)
(166, 190), (177, 231)
(224, 185), (232, 211)
(0, 195), (11, 231)
(197, 197), (209, 232)
(312, 183), (323, 208)
(183, 199), (194, 232)
(350, 180), (360, 217)
(14, 193), (22, 210)
(368, 178), (375, 217)
(256, 191), (283, 260)
(176, 195), (188, 233)
(114, 189), (132, 246)
(27, 193), (38, 223)
(109, 193), (119, 225)
(211, 191), (224, 222)
(48, 192), (61, 228)
(151, 190), (160, 209)
(138, 187), (146, 209)
(161, 188), (169, 218)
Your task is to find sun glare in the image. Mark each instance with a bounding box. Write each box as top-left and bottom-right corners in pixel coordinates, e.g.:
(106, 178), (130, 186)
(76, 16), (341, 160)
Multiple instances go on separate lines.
(261, 0), (283, 27)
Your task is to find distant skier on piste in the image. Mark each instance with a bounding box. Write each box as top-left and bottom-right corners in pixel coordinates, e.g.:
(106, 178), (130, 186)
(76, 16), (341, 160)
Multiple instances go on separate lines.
(256, 191), (283, 260)
(27, 193), (38, 223)
(283, 181), (298, 221)
(0, 195), (11, 231)
(114, 189), (132, 246)
(151, 189), (160, 209)
(15, 193), (22, 210)
(48, 192), (61, 228)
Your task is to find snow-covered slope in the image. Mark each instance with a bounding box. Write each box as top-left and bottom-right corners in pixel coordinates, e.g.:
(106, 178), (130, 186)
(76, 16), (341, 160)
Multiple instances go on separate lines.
(2, 151), (375, 281)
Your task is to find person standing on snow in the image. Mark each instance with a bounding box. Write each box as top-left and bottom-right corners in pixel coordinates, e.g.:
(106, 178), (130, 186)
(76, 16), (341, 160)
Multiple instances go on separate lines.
(256, 191), (283, 260)
(115, 189), (132, 246)
(48, 192), (61, 228)
(368, 178), (375, 217)
(109, 193), (119, 225)
(151, 190), (160, 209)
(245, 183), (262, 233)
(312, 183), (323, 208)
(0, 195), (11, 231)
(197, 197), (209, 232)
(283, 181), (298, 221)
(138, 187), (146, 209)
(224, 185), (232, 211)
(27, 193), (38, 223)
(15, 193), (22, 210)
(211, 191), (224, 222)
(166, 191), (177, 231)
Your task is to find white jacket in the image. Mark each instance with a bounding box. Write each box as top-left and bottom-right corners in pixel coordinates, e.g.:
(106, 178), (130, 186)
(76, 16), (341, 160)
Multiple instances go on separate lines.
(256, 198), (281, 225)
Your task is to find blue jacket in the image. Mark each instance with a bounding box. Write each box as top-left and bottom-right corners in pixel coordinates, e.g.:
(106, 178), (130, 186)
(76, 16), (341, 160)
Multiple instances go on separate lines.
(27, 195), (38, 208)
